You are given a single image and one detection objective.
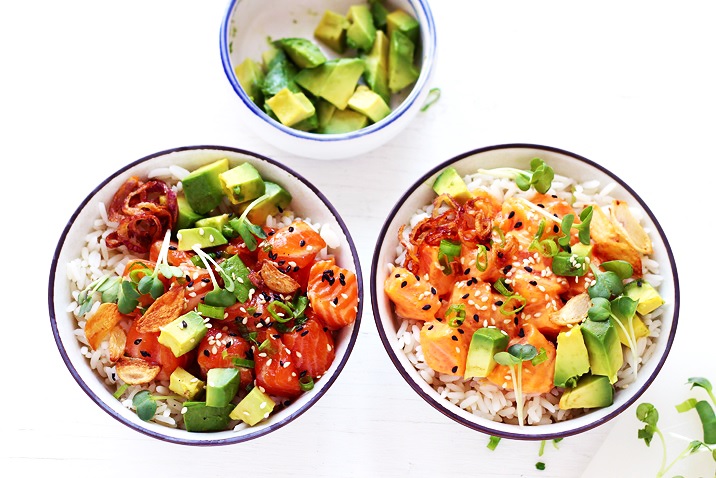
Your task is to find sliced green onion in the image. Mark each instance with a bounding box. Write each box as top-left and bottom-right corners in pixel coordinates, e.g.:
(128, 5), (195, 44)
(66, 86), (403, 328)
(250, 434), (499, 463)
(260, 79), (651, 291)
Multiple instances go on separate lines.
(475, 244), (489, 272)
(113, 383), (129, 400)
(500, 294), (526, 315)
(420, 87), (441, 112)
(492, 226), (506, 245)
(529, 220), (546, 252)
(267, 301), (294, 323)
(299, 375), (314, 391)
(446, 304), (466, 328)
(258, 339), (276, 355)
(493, 277), (513, 297)
(198, 303), (226, 320)
(232, 357), (255, 369)
(540, 239), (559, 257)
(487, 435), (501, 451)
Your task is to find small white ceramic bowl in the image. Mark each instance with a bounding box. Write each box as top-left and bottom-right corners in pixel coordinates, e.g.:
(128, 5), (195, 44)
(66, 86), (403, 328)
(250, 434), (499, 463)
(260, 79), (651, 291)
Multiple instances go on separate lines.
(220, 0), (437, 160)
(370, 143), (679, 440)
(49, 145), (363, 445)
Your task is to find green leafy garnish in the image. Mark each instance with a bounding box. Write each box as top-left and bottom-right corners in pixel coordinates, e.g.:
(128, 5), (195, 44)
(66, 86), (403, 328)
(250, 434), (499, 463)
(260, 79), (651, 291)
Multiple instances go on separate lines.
(132, 390), (157, 421)
(513, 158), (555, 194)
(494, 343), (539, 427)
(117, 279), (141, 314)
(229, 193), (270, 251)
(687, 377), (716, 405)
(437, 239), (461, 275)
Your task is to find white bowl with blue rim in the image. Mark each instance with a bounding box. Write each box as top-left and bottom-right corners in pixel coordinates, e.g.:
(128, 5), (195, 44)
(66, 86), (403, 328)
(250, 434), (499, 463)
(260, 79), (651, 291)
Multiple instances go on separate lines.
(220, 0), (437, 160)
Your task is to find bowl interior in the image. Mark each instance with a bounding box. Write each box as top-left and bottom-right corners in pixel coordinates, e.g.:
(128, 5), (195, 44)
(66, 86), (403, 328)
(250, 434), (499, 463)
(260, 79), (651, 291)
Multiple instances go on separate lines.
(220, 0), (436, 142)
(371, 144), (678, 439)
(49, 146), (363, 444)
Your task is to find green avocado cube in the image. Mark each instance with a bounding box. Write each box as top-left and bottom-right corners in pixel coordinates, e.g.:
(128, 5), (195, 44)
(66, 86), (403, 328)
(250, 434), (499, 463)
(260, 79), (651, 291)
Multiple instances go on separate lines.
(261, 49), (300, 99)
(234, 57), (265, 105)
(229, 386), (275, 426)
(624, 279), (664, 315)
(177, 226), (228, 251)
(235, 181), (292, 224)
(386, 9), (420, 44)
(182, 158), (230, 215)
(266, 88), (316, 127)
(316, 98), (337, 130)
(362, 30), (390, 104)
(295, 58), (365, 110)
(581, 319), (623, 384)
(274, 37), (327, 69)
(158, 311), (208, 357)
(432, 167), (470, 203)
(183, 401), (234, 432)
(219, 162), (265, 205)
(559, 374), (614, 410)
(370, 0), (389, 29)
(314, 10), (350, 53)
(388, 30), (419, 94)
(553, 325), (591, 388)
(319, 107), (368, 134)
(176, 195), (204, 230)
(195, 213), (230, 231)
(347, 85), (391, 123)
(464, 327), (510, 379)
(169, 366), (205, 400)
(206, 368), (241, 408)
(346, 5), (376, 51)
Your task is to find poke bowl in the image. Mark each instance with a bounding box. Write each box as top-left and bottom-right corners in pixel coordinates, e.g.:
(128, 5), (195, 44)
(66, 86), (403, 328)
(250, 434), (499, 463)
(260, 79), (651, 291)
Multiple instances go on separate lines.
(49, 145), (363, 445)
(219, 0), (437, 160)
(370, 143), (678, 440)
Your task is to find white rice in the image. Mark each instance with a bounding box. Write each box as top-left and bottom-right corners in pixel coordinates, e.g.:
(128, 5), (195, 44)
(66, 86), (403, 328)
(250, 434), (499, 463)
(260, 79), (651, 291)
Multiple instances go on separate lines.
(66, 173), (337, 429)
(392, 170), (663, 425)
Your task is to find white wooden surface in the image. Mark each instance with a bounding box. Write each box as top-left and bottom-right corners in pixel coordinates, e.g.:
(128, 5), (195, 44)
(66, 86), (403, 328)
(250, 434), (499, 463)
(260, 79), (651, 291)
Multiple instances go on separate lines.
(3, 1), (715, 476)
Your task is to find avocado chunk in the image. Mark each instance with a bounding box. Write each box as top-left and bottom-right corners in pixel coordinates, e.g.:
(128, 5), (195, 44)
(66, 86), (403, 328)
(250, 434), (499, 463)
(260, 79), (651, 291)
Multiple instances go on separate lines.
(348, 85), (391, 123)
(295, 58), (365, 110)
(370, 0), (389, 29)
(292, 111), (319, 132)
(261, 49), (300, 99)
(206, 368), (241, 408)
(181, 158), (229, 215)
(464, 327), (510, 379)
(346, 4), (376, 51)
(235, 181), (292, 224)
(362, 30), (390, 104)
(612, 314), (650, 348)
(274, 37), (327, 69)
(229, 386), (276, 426)
(580, 318), (623, 384)
(219, 254), (254, 303)
(388, 30), (420, 94)
(169, 366), (205, 400)
(195, 213), (230, 231)
(319, 107), (369, 134)
(234, 57), (265, 105)
(314, 10), (350, 53)
(158, 311), (208, 358)
(432, 167), (470, 203)
(316, 98), (337, 130)
(553, 325), (591, 388)
(183, 401), (234, 432)
(176, 194), (204, 230)
(219, 162), (265, 205)
(559, 374), (614, 410)
(266, 88), (317, 127)
(624, 279), (664, 315)
(386, 9), (420, 44)
(177, 226), (228, 251)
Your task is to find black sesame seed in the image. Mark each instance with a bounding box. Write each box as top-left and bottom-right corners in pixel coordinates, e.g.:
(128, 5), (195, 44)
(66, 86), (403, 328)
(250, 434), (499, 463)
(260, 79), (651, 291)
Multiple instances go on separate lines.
(495, 300), (504, 306)
(514, 317), (519, 325)
(431, 287), (437, 295)
(508, 211), (515, 219)
(301, 330), (309, 337)
(529, 280), (538, 286)
(503, 265), (512, 274)
(333, 297), (339, 305)
(514, 221), (523, 229)
(299, 240), (306, 247)
(473, 314), (480, 321)
(497, 251), (504, 259)
(553, 225), (560, 233)
(181, 320), (188, 329)
(202, 278), (211, 283)
(422, 304), (432, 310)
(277, 206), (284, 213)
(461, 293), (469, 299)
(323, 327), (328, 332)
(457, 328), (465, 334)
(427, 325), (434, 330)
(464, 268), (471, 275)
(203, 349), (210, 357)
(288, 226), (294, 232)
(300, 370), (307, 378)
(272, 334), (280, 339)
(395, 273), (401, 278)
(187, 281), (194, 287)
(294, 266), (300, 272)
(451, 335), (458, 341)
(134, 338), (142, 345)
(401, 281), (408, 288)
(140, 350), (151, 358)
(451, 366), (458, 373)
(268, 230), (275, 236)
(537, 203), (545, 208)
(278, 260), (285, 265)
(436, 317), (443, 322)
(518, 328), (525, 337)
(524, 266), (533, 273)
(414, 274), (421, 281)
(169, 245), (177, 250)
(226, 341), (232, 348)
(253, 312), (262, 317)
(552, 194), (558, 198)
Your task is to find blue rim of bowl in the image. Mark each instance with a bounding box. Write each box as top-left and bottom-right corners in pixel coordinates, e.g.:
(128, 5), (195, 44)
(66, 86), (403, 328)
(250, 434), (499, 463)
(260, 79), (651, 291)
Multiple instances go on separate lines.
(48, 145), (364, 446)
(370, 142), (680, 441)
(218, 0), (436, 143)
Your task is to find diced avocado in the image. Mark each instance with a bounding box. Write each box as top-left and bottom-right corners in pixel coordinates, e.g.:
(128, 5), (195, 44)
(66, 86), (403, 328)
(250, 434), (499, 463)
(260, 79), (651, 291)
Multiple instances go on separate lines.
(571, 242), (593, 259)
(158, 311), (208, 358)
(624, 279), (664, 315)
(316, 98), (337, 129)
(362, 30), (390, 104)
(182, 401), (234, 432)
(464, 328), (510, 378)
(553, 325), (591, 388)
(386, 9), (420, 44)
(611, 315), (650, 348)
(388, 30), (420, 94)
(274, 38), (327, 69)
(348, 85), (391, 123)
(295, 58), (365, 110)
(558, 374), (614, 410)
(234, 58), (265, 105)
(346, 5), (376, 51)
(370, 0), (389, 29)
(580, 319), (623, 384)
(236, 181), (292, 224)
(314, 10), (350, 53)
(220, 254), (254, 303)
(169, 366), (205, 400)
(181, 158), (229, 215)
(292, 112), (319, 132)
(261, 49), (300, 99)
(266, 88), (317, 127)
(206, 368), (241, 408)
(176, 195), (204, 230)
(195, 213), (230, 231)
(261, 46), (280, 68)
(319, 107), (369, 134)
(177, 226), (228, 251)
(229, 386), (276, 426)
(219, 162), (265, 205)
(432, 167), (470, 203)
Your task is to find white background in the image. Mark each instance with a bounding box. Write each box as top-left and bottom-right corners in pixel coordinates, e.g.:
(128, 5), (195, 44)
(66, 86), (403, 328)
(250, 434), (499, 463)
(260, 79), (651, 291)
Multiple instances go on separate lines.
(2, 1), (715, 476)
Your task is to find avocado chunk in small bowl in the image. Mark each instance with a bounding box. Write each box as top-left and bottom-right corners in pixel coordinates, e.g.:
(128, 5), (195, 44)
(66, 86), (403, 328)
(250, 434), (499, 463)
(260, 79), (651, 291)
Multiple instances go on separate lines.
(220, 0), (437, 160)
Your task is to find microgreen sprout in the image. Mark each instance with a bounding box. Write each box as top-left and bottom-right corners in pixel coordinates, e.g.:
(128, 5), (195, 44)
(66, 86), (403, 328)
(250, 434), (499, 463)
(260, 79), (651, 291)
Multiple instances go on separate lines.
(136, 230), (184, 300)
(192, 245), (237, 308)
(132, 390), (158, 421)
(687, 377), (716, 406)
(77, 275), (121, 316)
(478, 158), (555, 194)
(229, 193), (270, 251)
(494, 343), (541, 427)
(587, 260), (632, 300)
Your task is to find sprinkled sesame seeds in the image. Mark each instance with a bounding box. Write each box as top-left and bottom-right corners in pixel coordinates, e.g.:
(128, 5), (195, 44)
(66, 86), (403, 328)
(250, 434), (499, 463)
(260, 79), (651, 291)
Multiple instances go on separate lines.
(451, 335), (458, 341)
(422, 304), (431, 310)
(451, 366), (458, 374)
(461, 293), (469, 299)
(401, 281), (407, 288)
